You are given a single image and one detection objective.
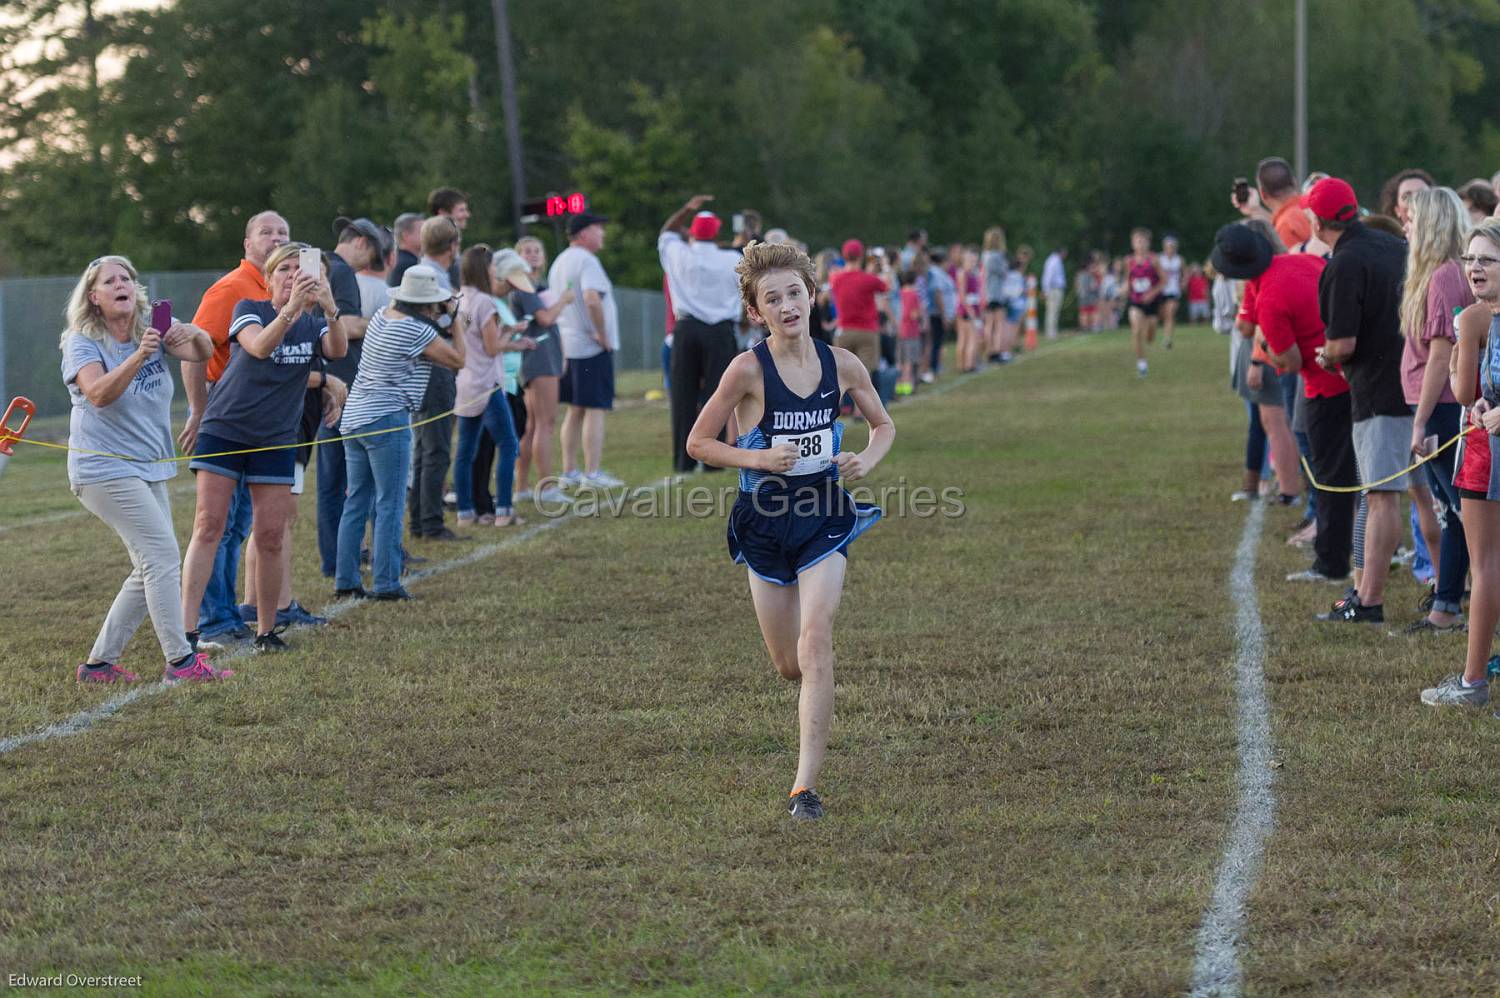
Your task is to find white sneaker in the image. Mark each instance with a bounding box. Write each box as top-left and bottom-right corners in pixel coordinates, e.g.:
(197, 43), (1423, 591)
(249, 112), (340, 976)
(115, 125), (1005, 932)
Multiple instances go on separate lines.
(533, 486), (570, 505)
(1136, 359), (1148, 377)
(513, 487), (532, 502)
(584, 470), (624, 489)
(443, 490), (457, 506)
(560, 470), (583, 489)
(920, 371), (936, 385)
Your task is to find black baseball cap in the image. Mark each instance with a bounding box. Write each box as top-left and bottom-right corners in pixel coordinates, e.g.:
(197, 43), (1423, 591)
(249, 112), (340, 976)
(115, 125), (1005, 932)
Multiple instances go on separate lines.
(567, 212), (608, 236)
(333, 216), (385, 248)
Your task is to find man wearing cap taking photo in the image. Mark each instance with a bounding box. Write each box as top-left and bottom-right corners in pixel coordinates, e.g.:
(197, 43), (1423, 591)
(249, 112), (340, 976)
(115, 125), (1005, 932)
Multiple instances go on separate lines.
(1306, 176), (1411, 625)
(659, 194), (742, 474)
(550, 211), (623, 490)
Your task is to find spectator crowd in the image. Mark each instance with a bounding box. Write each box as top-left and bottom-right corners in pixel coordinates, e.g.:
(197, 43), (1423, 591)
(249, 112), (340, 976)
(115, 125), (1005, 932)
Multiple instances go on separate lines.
(64, 176), (1362, 694)
(1211, 157), (1500, 711)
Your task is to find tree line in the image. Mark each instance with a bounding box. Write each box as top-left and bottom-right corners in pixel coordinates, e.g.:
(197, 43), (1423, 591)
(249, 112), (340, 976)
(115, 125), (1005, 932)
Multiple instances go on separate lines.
(4, 0), (1500, 286)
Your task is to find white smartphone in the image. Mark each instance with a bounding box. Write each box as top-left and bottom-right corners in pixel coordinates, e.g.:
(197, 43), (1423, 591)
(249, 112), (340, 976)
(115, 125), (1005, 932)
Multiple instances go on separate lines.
(298, 246), (320, 279)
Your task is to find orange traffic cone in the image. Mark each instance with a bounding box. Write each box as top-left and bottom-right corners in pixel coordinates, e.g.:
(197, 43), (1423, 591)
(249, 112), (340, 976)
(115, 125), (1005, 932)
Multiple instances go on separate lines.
(1023, 275), (1039, 353)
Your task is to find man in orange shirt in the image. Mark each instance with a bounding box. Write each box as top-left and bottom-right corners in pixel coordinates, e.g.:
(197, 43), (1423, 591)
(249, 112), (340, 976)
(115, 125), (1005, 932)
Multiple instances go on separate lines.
(1235, 157), (1312, 250)
(179, 209), (289, 642)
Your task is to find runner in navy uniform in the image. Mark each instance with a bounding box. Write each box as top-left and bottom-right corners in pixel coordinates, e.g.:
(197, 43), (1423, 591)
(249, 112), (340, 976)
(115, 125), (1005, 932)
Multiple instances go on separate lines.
(688, 242), (895, 822)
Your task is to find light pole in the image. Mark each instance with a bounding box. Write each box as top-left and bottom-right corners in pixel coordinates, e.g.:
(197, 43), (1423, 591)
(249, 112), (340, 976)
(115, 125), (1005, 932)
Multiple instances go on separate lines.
(490, 0), (527, 237)
(1294, 0), (1307, 181)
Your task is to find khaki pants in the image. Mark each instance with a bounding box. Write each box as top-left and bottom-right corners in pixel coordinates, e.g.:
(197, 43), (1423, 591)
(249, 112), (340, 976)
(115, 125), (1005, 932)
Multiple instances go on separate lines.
(1044, 289), (1063, 339)
(75, 476), (193, 664)
(837, 328), (881, 374)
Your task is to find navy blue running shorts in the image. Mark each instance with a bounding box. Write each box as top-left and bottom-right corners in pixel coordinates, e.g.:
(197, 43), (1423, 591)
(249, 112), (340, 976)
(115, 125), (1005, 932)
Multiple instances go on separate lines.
(727, 482), (881, 586)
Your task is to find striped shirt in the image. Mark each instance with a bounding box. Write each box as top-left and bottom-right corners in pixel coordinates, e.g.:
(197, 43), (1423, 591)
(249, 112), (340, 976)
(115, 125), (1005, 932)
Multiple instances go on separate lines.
(339, 309), (438, 433)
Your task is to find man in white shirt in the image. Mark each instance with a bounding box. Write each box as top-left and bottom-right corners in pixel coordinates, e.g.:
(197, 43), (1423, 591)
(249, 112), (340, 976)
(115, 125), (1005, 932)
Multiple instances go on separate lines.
(658, 194), (742, 473)
(1042, 248), (1067, 340)
(549, 212), (623, 489)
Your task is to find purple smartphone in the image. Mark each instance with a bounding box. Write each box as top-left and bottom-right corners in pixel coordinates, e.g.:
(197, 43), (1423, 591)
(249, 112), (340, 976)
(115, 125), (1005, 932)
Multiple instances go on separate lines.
(150, 299), (172, 333)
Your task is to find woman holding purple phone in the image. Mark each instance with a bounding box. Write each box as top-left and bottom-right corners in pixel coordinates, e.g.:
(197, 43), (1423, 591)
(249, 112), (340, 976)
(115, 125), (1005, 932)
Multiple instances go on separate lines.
(60, 255), (222, 685)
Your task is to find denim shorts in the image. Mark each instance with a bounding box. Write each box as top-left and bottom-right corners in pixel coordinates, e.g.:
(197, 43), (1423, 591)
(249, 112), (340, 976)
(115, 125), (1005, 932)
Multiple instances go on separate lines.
(189, 431), (296, 486)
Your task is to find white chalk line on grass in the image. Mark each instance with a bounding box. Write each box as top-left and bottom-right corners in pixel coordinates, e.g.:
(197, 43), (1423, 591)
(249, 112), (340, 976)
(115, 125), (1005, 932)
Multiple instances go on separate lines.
(0, 502), (609, 758)
(1189, 499), (1275, 997)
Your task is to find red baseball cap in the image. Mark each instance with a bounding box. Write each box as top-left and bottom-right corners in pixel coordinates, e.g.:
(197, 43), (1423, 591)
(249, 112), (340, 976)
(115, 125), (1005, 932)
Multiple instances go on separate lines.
(689, 211), (722, 241)
(1305, 177), (1360, 222)
(841, 239), (864, 260)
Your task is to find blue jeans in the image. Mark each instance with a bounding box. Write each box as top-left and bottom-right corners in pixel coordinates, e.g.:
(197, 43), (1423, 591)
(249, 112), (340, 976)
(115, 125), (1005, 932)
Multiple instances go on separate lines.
(316, 422), (347, 578)
(336, 412), (412, 595)
(1420, 402), (1468, 614)
(1246, 401), (1267, 474)
(1279, 371), (1316, 521)
(198, 478), (252, 635)
(454, 391), (519, 513)
(662, 339), (672, 395)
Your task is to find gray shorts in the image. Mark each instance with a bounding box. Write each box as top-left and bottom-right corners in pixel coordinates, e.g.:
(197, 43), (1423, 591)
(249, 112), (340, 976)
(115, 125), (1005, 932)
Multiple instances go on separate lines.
(896, 338), (923, 365)
(1353, 414), (1414, 491)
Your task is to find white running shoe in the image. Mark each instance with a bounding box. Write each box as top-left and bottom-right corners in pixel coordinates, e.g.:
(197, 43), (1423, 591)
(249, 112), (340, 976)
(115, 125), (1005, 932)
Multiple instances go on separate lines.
(560, 470), (583, 489)
(584, 470), (625, 489)
(533, 486), (570, 505)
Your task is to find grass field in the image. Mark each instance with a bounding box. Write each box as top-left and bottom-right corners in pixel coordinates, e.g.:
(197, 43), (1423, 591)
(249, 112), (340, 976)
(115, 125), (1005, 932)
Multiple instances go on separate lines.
(0, 328), (1496, 995)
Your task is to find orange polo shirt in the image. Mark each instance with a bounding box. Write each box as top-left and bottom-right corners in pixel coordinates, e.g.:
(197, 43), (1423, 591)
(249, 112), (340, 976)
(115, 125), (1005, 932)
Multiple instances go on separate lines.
(1272, 198), (1312, 251)
(192, 259), (268, 383)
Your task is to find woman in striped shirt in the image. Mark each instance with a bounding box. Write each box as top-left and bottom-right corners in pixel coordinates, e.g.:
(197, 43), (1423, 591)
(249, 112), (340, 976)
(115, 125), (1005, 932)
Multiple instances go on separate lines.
(333, 265), (466, 601)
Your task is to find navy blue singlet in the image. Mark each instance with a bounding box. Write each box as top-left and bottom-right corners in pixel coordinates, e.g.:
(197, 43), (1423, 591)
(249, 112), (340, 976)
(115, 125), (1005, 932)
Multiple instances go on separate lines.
(726, 338), (881, 585)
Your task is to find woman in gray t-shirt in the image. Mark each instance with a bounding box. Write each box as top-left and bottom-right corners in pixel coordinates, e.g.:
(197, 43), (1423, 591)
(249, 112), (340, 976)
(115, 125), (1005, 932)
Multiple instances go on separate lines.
(60, 255), (227, 685)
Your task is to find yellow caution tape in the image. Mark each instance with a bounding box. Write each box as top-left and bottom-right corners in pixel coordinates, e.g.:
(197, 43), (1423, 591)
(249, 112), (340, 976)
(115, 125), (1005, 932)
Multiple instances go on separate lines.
(1300, 423), (1484, 494)
(11, 382), (506, 465)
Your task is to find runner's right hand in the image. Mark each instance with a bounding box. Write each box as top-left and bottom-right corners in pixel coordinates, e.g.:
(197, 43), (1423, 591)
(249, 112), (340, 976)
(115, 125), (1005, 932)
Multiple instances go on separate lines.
(760, 444), (798, 473)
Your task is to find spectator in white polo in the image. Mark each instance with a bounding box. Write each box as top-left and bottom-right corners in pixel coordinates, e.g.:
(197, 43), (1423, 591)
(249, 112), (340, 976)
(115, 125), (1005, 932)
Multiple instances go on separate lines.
(550, 211), (623, 489)
(659, 194), (742, 474)
(1042, 247), (1067, 340)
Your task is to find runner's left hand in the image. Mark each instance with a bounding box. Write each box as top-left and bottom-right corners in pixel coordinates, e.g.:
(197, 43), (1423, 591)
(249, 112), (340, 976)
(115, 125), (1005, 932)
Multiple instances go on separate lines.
(834, 451), (869, 482)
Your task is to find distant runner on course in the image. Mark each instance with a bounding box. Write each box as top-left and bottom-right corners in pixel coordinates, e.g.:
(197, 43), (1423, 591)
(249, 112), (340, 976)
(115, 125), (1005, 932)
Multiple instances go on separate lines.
(686, 241), (895, 822)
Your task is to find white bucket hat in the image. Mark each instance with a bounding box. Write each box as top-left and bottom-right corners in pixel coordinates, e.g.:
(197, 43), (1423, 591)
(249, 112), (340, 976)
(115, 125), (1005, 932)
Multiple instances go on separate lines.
(491, 249), (536, 293)
(390, 264), (451, 304)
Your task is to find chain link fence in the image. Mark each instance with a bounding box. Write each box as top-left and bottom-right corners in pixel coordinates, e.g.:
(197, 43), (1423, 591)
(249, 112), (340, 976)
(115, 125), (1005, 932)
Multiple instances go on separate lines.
(0, 274), (667, 418)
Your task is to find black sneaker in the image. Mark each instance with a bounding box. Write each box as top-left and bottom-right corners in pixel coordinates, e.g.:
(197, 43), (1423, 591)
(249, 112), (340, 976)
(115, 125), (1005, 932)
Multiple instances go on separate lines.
(372, 587), (415, 601)
(334, 586), (369, 600)
(788, 788), (825, 822)
(1316, 594), (1383, 624)
(252, 631), (291, 654)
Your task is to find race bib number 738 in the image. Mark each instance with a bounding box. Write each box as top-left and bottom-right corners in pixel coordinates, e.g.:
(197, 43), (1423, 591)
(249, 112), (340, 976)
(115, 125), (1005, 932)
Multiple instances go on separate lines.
(771, 428), (833, 477)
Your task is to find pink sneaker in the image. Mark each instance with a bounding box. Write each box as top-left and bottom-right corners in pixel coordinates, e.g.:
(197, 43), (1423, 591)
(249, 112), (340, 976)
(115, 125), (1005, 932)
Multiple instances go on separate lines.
(76, 662), (139, 685)
(163, 653), (234, 686)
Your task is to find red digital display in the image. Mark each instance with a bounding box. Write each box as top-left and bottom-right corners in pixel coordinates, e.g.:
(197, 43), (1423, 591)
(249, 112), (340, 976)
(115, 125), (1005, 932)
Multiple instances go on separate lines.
(539, 193), (588, 218)
(523, 192), (590, 221)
